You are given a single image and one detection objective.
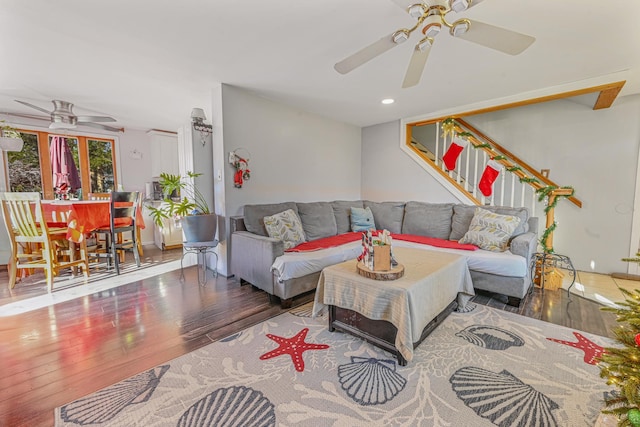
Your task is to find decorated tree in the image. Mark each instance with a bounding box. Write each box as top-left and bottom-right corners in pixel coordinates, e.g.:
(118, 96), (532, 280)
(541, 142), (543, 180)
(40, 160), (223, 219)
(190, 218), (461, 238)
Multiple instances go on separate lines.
(598, 287), (640, 426)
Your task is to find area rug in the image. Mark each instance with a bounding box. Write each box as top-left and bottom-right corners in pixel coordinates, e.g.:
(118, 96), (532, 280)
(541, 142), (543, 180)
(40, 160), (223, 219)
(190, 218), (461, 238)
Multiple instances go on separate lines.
(54, 303), (614, 427)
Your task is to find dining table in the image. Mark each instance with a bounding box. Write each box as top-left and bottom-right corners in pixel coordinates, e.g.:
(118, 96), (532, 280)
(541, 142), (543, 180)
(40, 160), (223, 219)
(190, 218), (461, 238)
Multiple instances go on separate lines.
(41, 199), (145, 268)
(41, 199), (145, 243)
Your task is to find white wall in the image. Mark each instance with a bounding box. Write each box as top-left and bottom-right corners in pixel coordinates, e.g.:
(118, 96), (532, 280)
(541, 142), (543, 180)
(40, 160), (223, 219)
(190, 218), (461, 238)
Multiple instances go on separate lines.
(362, 94), (640, 275)
(117, 128), (156, 245)
(216, 84), (362, 275)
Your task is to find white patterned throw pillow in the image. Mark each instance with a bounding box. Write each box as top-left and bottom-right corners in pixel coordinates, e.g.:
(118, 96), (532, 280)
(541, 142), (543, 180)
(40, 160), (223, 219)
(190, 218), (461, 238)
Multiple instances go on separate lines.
(263, 209), (306, 250)
(458, 207), (521, 252)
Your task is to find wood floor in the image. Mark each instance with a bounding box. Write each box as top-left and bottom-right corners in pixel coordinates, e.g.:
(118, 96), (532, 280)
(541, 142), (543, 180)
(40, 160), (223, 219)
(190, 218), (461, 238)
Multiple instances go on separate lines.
(0, 246), (617, 427)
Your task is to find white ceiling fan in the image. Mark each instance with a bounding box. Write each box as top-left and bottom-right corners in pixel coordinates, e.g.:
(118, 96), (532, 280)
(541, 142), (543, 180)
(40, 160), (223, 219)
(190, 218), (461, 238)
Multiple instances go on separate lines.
(12, 99), (123, 132)
(334, 0), (535, 88)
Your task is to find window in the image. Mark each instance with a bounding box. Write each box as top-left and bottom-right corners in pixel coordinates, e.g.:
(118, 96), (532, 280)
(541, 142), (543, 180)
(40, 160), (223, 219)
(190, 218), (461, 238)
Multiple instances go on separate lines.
(6, 129), (117, 199)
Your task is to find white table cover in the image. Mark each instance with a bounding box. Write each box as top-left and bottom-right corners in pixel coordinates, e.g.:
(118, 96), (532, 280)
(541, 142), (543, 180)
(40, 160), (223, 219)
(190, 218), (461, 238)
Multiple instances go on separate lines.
(313, 247), (475, 362)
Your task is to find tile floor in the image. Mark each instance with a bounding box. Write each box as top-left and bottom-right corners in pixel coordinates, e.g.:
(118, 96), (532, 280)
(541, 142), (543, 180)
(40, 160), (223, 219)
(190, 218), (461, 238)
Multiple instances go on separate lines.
(557, 269), (639, 307)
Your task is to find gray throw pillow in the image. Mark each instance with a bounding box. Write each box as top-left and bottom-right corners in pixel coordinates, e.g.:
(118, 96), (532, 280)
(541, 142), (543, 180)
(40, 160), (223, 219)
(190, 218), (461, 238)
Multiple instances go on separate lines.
(243, 202), (298, 236)
(296, 202), (337, 241)
(332, 200), (364, 234)
(401, 202), (454, 239)
(450, 204), (529, 241)
(363, 201), (405, 234)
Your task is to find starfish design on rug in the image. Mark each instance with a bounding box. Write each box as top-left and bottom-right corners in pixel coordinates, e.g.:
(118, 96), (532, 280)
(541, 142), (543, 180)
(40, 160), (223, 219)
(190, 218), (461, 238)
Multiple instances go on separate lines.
(259, 328), (329, 372)
(547, 332), (605, 365)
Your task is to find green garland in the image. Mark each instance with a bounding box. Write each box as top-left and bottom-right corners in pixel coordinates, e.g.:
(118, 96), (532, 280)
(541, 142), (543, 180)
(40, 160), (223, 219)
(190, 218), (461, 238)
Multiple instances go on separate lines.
(506, 166), (523, 173)
(456, 131), (473, 139)
(536, 185), (575, 213)
(540, 221), (557, 254)
(536, 185), (575, 253)
(519, 176), (540, 184)
(473, 143), (491, 149)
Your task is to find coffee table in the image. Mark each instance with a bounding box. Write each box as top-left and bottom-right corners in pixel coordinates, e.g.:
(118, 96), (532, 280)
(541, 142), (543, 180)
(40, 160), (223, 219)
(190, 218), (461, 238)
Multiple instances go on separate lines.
(312, 247), (475, 365)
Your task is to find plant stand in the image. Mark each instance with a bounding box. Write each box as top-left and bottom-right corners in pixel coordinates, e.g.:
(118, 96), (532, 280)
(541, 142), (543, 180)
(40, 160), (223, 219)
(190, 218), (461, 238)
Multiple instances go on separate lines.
(530, 252), (576, 294)
(180, 240), (218, 286)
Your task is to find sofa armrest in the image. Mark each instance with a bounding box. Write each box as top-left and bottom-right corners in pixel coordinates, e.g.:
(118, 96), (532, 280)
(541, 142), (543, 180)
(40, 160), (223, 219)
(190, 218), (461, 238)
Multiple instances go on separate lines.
(231, 231), (284, 294)
(510, 232), (538, 264)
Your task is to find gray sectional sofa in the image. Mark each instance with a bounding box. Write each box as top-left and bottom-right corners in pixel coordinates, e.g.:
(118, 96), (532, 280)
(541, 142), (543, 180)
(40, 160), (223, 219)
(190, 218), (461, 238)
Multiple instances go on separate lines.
(230, 200), (539, 308)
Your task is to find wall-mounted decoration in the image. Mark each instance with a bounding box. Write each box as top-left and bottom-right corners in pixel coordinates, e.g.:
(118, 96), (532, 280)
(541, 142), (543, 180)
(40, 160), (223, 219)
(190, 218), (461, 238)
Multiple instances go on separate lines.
(191, 108), (213, 146)
(229, 148), (251, 188)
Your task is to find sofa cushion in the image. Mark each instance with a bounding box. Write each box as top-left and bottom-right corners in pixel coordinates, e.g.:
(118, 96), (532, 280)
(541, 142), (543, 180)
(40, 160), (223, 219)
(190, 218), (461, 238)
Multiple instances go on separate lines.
(296, 202), (337, 241)
(401, 202), (454, 239)
(450, 204), (529, 241)
(363, 201), (405, 234)
(351, 206), (376, 232)
(458, 207), (522, 252)
(243, 202), (298, 236)
(263, 209), (306, 249)
(332, 200), (364, 234)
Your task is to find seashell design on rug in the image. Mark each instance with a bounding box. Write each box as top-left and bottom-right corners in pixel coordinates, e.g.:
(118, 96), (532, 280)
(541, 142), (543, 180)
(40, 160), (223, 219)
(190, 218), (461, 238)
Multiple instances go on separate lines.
(338, 356), (407, 405)
(455, 325), (525, 350)
(450, 366), (559, 427)
(60, 365), (170, 424)
(177, 386), (275, 427)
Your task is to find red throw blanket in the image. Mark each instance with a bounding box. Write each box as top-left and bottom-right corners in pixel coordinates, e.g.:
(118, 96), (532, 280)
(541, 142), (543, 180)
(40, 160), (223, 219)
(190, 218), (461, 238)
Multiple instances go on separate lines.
(286, 231), (477, 252)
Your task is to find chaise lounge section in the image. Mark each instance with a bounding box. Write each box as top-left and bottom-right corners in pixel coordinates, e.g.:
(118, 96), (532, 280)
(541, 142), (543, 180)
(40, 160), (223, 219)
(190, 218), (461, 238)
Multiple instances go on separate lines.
(231, 200), (539, 308)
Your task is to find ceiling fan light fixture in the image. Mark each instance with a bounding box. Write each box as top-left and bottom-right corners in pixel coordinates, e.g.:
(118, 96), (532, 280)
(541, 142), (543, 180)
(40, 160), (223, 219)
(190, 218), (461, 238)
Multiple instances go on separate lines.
(449, 0), (469, 13)
(422, 23), (441, 38)
(416, 37), (433, 52)
(392, 30), (410, 44)
(450, 19), (470, 37)
(408, 4), (426, 18)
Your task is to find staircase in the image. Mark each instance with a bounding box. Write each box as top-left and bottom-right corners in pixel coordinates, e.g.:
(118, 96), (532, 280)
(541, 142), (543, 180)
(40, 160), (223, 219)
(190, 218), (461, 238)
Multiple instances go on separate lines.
(407, 117), (581, 253)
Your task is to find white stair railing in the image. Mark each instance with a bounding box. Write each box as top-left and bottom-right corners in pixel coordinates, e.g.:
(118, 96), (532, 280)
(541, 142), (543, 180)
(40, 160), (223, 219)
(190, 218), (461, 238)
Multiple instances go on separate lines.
(409, 118), (582, 252)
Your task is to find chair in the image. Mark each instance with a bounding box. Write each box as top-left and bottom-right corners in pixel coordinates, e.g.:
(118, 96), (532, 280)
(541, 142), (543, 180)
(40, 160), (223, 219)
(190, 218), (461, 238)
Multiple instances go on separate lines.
(0, 192), (90, 292)
(94, 191), (141, 275)
(86, 192), (112, 258)
(88, 191), (143, 258)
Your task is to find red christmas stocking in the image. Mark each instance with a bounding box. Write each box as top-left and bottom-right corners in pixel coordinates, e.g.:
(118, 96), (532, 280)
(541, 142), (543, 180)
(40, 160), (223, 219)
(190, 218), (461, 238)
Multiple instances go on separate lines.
(234, 169), (244, 188)
(479, 159), (502, 197)
(442, 138), (468, 171)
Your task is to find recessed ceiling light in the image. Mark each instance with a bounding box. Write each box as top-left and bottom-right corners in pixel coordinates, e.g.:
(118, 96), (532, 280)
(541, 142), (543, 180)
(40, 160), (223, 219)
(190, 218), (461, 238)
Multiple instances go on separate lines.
(381, 98), (395, 105)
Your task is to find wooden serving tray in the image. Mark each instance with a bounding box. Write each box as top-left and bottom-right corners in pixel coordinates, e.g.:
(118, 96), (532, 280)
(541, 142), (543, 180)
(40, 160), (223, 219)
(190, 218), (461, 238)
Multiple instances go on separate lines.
(356, 261), (404, 280)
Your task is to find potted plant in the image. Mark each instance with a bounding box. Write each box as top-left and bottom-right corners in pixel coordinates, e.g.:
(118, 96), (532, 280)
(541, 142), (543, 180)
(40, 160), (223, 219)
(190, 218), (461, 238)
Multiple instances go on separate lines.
(146, 171), (217, 243)
(0, 122), (24, 152)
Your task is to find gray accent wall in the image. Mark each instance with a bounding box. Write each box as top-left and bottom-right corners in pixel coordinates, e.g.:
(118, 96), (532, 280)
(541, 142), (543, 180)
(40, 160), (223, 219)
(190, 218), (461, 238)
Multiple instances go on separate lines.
(215, 84), (362, 275)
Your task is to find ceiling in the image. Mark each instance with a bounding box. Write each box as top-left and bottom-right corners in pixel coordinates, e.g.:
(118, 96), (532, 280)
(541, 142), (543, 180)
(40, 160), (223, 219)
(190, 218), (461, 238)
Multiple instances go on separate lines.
(1, 0), (639, 133)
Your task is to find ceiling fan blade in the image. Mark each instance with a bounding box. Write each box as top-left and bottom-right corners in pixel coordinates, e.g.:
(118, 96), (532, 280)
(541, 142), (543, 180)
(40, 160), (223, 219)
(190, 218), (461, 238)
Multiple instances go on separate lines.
(0, 111), (50, 122)
(78, 122), (124, 132)
(77, 115), (116, 123)
(456, 20), (535, 55)
(402, 43), (432, 88)
(15, 99), (51, 115)
(335, 32), (402, 74)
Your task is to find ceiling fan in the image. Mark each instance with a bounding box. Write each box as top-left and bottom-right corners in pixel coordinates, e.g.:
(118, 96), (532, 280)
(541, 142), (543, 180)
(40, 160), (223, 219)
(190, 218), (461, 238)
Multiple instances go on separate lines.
(13, 99), (123, 132)
(334, 0), (535, 88)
